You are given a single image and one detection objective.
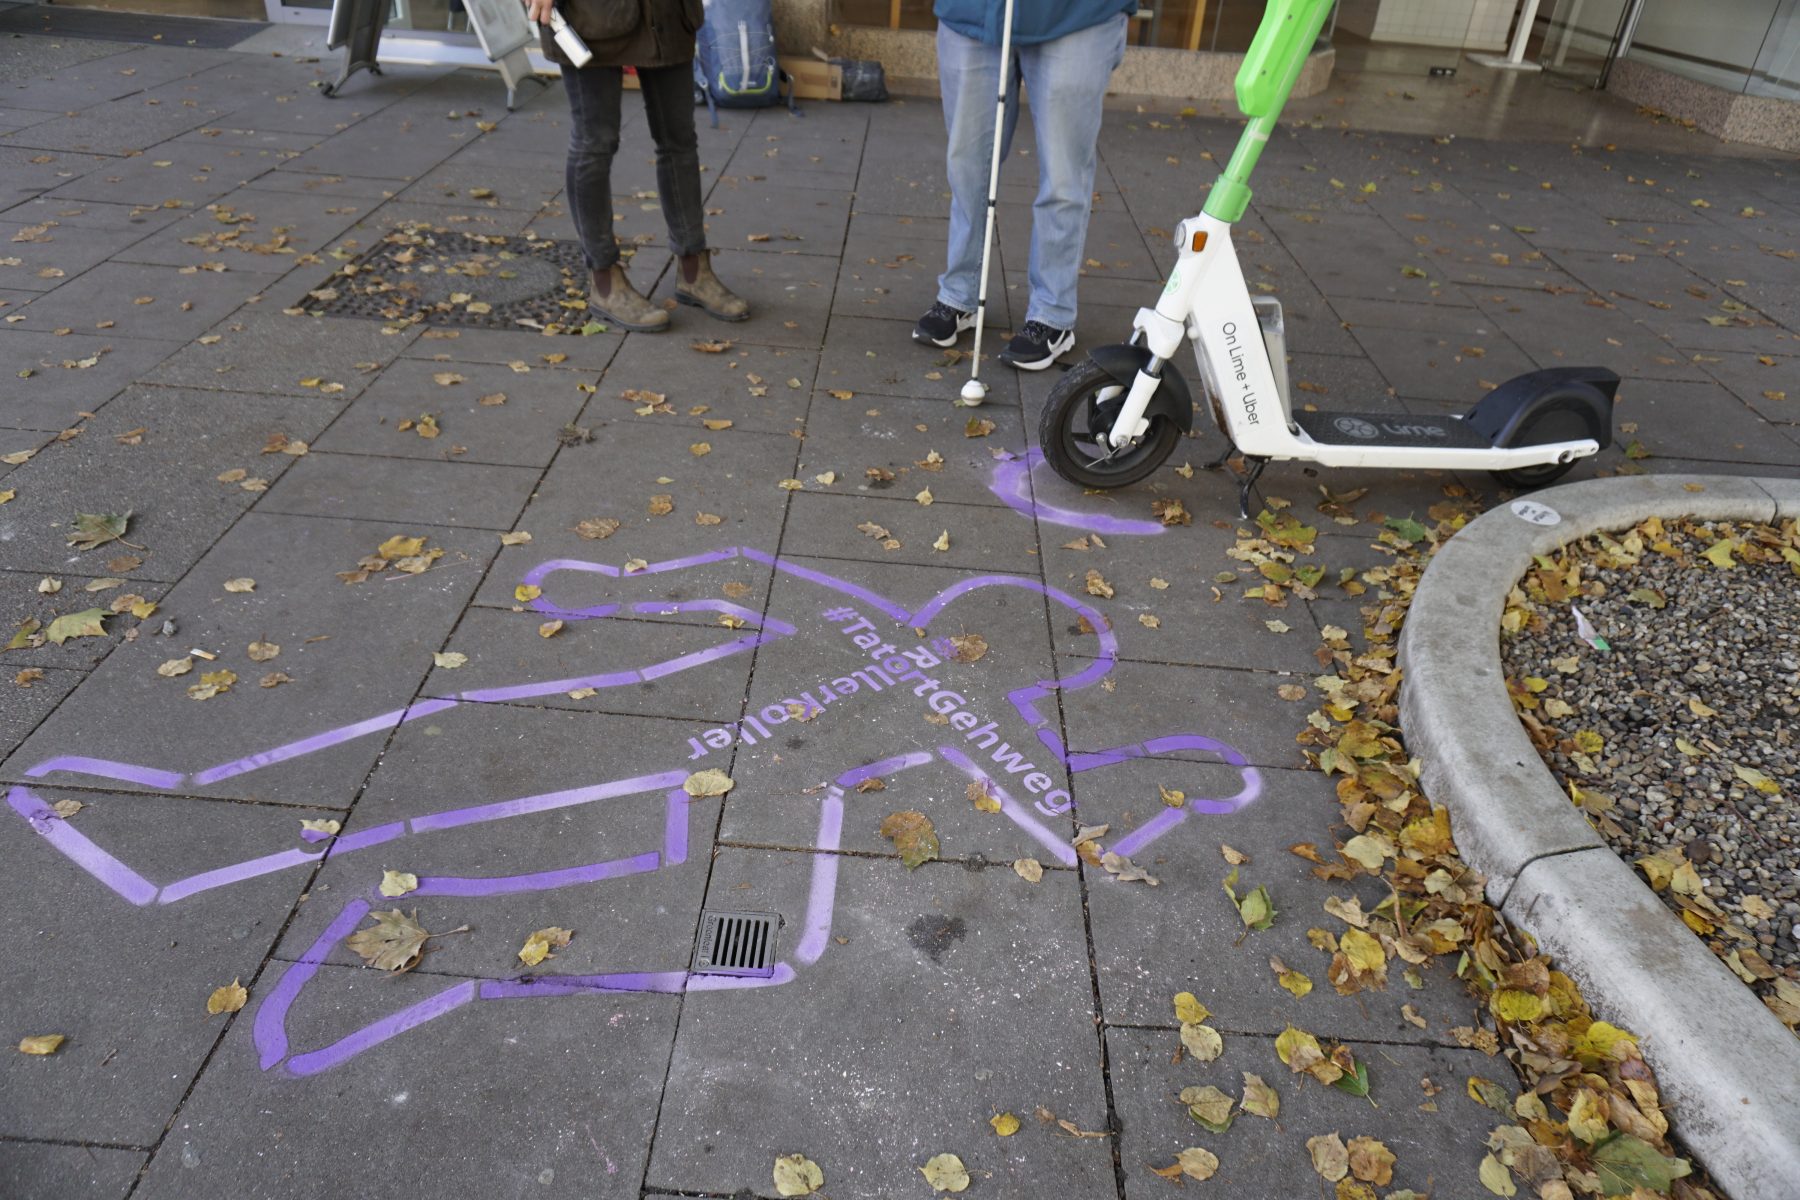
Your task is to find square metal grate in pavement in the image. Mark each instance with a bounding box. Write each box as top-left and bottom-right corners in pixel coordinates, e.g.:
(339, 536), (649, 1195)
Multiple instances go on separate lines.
(300, 226), (599, 334)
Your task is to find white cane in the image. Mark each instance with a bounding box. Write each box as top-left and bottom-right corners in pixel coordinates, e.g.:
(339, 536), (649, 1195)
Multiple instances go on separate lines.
(958, 0), (1017, 408)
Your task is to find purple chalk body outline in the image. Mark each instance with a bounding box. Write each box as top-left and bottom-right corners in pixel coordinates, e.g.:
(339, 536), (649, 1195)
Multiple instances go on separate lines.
(9, 545), (1260, 1074)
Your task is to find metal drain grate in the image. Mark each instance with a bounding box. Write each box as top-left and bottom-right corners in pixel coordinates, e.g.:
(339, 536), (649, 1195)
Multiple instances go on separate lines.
(299, 226), (596, 333)
(692, 910), (781, 978)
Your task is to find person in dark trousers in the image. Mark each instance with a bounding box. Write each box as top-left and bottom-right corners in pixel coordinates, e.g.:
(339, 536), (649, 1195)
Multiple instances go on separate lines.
(914, 0), (1131, 371)
(528, 0), (747, 331)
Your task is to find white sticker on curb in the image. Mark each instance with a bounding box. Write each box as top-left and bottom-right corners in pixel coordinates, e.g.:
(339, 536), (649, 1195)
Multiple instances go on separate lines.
(1509, 500), (1561, 526)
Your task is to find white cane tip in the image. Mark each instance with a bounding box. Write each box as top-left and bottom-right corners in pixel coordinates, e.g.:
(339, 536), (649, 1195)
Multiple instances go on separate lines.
(957, 379), (988, 407)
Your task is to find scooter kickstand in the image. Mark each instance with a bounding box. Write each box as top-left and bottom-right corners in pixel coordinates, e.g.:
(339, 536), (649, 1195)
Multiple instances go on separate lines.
(1235, 457), (1268, 520)
(1202, 443), (1240, 472)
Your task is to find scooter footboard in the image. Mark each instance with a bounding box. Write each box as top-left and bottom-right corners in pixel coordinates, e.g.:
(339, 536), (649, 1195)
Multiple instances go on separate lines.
(1465, 366), (1619, 451)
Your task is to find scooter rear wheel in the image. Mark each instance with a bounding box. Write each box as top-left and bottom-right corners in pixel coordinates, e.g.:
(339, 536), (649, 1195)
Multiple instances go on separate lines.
(1038, 358), (1182, 490)
(1488, 407), (1589, 490)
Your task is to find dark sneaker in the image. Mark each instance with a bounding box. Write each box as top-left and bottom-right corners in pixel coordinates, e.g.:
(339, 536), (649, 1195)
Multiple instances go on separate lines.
(998, 320), (1075, 371)
(912, 301), (975, 347)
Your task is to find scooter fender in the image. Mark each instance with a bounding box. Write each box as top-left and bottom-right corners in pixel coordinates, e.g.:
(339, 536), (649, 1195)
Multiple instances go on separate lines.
(1465, 366), (1619, 450)
(1086, 344), (1195, 436)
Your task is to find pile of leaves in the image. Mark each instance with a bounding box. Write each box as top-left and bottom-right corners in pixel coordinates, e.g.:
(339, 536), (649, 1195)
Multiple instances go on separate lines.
(1262, 485), (1716, 1199)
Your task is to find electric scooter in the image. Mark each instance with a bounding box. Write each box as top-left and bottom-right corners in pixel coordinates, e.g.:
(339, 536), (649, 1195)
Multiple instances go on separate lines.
(1037, 0), (1618, 515)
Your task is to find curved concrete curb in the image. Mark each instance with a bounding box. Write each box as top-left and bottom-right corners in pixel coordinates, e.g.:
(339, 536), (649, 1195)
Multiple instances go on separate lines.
(1397, 474), (1800, 1200)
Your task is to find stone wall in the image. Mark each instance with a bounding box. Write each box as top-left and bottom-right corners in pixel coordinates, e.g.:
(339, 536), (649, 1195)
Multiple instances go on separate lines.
(1608, 57), (1800, 154)
(818, 24), (1334, 105)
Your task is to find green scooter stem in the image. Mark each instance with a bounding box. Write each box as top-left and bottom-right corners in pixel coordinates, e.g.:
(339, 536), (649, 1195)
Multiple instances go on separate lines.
(1202, 0), (1335, 225)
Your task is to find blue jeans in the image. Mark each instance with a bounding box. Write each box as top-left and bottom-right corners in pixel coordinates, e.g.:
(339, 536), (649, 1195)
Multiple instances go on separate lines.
(936, 14), (1126, 331)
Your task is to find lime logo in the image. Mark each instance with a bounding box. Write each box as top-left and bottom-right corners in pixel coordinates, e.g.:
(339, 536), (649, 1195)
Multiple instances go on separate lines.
(1162, 268), (1181, 295)
(1333, 416), (1379, 440)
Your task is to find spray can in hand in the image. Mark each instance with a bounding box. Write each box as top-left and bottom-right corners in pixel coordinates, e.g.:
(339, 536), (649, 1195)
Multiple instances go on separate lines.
(546, 6), (593, 68)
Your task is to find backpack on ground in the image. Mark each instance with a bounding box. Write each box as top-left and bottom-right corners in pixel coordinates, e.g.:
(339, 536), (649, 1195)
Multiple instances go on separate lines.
(693, 0), (797, 126)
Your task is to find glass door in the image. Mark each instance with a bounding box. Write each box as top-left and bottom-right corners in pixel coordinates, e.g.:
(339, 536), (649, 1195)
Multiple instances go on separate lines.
(1538, 0), (1639, 85)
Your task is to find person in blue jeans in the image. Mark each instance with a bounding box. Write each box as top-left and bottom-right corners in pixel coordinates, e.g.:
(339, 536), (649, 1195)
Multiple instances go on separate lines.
(913, 0), (1131, 372)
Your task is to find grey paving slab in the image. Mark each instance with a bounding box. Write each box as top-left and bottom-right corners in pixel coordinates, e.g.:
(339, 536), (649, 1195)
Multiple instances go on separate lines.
(109, 184), (368, 275)
(328, 198), (538, 243)
(0, 567), (172, 672)
(3, 511), (497, 807)
(45, 142), (270, 209)
(133, 965), (677, 1200)
(142, 309), (415, 398)
(648, 847), (1116, 1199)
(0, 35), (136, 93)
(598, 335), (816, 437)
(1039, 525), (1342, 676)
(1698, 349), (1799, 422)
(818, 312), (1022, 407)
(1108, 1027), (1513, 1198)
(780, 488), (1042, 575)
(0, 427), (53, 480)
(0, 194), (186, 237)
(644, 247), (836, 352)
(0, 664), (82, 751)
(0, 785), (336, 1144)
(719, 551), (1065, 854)
(0, 145), (113, 208)
(168, 123), (326, 154)
(0, 213), (163, 292)
(7, 90), (225, 157)
(1, 330), (182, 430)
(465, 423), (796, 612)
(1610, 376), (1800, 467)
(308, 356), (594, 468)
(1083, 757), (1486, 1042)
(1347, 321), (1540, 405)
(0, 43), (228, 110)
(0, 384), (337, 579)
(12, 260), (265, 343)
(271, 703), (720, 972)
(393, 152), (564, 214)
(280, 107), (483, 181)
(834, 212), (978, 326)
(0, 1142), (146, 1200)
(700, 175), (852, 256)
(240, 167), (404, 203)
(1058, 655), (1308, 772)
(398, 323), (624, 374)
(423, 608), (751, 724)
(257, 451), (539, 531)
(796, 390), (1027, 507)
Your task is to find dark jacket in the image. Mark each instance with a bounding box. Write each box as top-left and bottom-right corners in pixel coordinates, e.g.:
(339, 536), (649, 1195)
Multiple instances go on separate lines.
(544, 0), (702, 69)
(933, 0), (1134, 47)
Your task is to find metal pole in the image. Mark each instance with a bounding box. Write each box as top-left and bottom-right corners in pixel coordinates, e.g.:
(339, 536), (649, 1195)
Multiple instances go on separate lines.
(1470, 0), (1546, 71)
(959, 0), (1017, 407)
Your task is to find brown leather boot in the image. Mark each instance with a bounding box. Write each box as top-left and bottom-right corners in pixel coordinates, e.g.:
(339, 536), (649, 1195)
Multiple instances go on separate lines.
(588, 264), (668, 333)
(675, 252), (750, 323)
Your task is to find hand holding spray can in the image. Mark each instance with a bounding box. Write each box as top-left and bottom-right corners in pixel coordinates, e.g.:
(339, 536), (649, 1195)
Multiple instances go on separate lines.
(546, 6), (593, 68)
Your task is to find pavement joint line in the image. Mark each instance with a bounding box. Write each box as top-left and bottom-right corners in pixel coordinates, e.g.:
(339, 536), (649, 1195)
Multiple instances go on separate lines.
(630, 283), (816, 1200)
(1397, 472), (1800, 1198)
(1006, 370), (1133, 1200)
(0, 1134), (156, 1153)
(418, 693), (743, 727)
(775, 548), (1040, 579)
(248, 505), (517, 534)
(709, 837), (1080, 868)
(0, 777), (354, 812)
(1099, 1020), (1481, 1053)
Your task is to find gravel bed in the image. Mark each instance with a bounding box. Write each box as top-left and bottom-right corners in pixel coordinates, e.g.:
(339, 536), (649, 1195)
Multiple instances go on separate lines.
(1499, 518), (1800, 1001)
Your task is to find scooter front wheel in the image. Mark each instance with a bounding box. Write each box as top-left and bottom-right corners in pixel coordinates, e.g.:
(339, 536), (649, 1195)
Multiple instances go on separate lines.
(1038, 358), (1182, 490)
